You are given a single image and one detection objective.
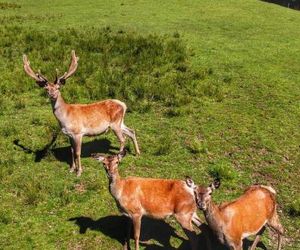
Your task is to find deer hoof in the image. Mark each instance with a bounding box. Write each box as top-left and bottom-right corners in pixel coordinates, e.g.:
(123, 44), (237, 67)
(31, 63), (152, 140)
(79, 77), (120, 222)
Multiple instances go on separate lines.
(76, 169), (82, 177)
(69, 166), (76, 173)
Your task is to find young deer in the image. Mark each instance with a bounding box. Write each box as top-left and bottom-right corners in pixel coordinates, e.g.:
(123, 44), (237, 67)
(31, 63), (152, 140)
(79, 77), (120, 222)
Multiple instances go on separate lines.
(187, 178), (284, 250)
(23, 51), (140, 176)
(93, 150), (202, 250)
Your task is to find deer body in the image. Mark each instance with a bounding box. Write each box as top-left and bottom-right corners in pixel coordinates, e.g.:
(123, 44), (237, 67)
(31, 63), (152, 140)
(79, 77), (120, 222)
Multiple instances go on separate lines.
(111, 178), (196, 219)
(191, 179), (284, 250)
(23, 51), (140, 176)
(52, 96), (125, 136)
(95, 152), (202, 250)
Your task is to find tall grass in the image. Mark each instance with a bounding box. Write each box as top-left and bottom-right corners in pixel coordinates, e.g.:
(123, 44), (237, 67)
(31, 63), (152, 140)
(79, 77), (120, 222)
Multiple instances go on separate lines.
(0, 25), (218, 113)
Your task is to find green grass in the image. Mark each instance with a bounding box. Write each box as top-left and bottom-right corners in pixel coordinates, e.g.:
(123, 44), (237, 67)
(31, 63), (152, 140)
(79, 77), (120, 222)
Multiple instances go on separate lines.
(0, 0), (300, 249)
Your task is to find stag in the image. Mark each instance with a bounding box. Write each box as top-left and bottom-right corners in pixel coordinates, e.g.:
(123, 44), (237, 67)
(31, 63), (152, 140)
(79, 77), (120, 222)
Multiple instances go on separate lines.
(23, 51), (140, 176)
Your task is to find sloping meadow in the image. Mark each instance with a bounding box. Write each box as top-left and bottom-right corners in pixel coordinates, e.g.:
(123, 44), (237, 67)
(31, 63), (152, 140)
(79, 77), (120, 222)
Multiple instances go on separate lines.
(0, 13), (299, 248)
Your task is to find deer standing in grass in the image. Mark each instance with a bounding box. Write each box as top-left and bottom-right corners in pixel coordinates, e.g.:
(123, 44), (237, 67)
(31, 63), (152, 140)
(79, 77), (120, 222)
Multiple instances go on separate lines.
(93, 150), (203, 250)
(23, 51), (140, 176)
(187, 178), (284, 250)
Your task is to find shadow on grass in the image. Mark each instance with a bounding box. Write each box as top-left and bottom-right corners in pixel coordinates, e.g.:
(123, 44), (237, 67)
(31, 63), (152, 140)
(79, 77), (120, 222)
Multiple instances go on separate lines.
(261, 0), (300, 10)
(68, 215), (194, 249)
(200, 227), (267, 250)
(68, 215), (267, 249)
(13, 133), (119, 165)
(244, 240), (267, 250)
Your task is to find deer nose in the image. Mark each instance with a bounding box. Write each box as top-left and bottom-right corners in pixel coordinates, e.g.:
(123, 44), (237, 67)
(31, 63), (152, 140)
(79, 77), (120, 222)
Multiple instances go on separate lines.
(197, 201), (206, 210)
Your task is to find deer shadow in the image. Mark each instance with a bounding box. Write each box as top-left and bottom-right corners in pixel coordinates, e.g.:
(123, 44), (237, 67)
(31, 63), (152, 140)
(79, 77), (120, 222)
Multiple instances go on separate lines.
(68, 215), (266, 250)
(68, 215), (207, 250)
(195, 225), (267, 250)
(13, 132), (119, 165)
(243, 238), (267, 250)
(260, 0), (300, 10)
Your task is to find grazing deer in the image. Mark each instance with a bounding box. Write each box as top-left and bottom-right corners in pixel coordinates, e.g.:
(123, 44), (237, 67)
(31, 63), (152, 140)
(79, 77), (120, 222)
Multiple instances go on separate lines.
(93, 150), (202, 250)
(187, 178), (284, 250)
(23, 51), (140, 176)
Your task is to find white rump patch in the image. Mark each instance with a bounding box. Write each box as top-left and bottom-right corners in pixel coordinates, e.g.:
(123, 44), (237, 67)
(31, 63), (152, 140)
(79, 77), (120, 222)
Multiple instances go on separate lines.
(260, 185), (276, 194)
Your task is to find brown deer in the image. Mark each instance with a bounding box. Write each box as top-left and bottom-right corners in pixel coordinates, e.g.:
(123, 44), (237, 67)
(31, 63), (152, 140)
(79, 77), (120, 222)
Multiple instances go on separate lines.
(93, 150), (202, 250)
(187, 178), (284, 250)
(23, 51), (140, 176)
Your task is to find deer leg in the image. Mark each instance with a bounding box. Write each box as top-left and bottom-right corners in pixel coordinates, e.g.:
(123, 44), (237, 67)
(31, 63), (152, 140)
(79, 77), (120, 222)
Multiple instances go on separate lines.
(112, 127), (126, 153)
(191, 212), (202, 227)
(69, 137), (76, 173)
(267, 210), (284, 250)
(276, 233), (282, 250)
(73, 135), (83, 177)
(132, 214), (142, 250)
(175, 213), (198, 250)
(229, 242), (242, 250)
(121, 124), (140, 155)
(236, 243), (242, 250)
(124, 217), (132, 250)
(250, 235), (261, 250)
(191, 213), (212, 250)
(250, 227), (265, 250)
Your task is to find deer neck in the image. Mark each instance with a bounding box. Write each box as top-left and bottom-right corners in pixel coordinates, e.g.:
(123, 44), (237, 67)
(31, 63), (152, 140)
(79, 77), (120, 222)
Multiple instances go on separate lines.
(108, 170), (123, 199)
(51, 92), (68, 123)
(51, 92), (65, 110)
(204, 201), (226, 242)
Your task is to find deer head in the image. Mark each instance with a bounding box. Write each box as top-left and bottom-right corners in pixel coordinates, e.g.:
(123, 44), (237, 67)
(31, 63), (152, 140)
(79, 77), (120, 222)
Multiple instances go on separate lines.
(23, 50), (79, 100)
(93, 150), (127, 178)
(186, 178), (220, 211)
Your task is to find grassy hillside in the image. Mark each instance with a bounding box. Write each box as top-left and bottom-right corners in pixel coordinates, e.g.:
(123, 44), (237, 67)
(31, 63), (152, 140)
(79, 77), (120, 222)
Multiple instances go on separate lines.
(0, 0), (300, 249)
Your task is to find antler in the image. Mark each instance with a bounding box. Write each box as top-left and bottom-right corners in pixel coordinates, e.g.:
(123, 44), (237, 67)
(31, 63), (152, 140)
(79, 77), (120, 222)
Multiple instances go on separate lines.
(56, 50), (79, 85)
(23, 55), (48, 86)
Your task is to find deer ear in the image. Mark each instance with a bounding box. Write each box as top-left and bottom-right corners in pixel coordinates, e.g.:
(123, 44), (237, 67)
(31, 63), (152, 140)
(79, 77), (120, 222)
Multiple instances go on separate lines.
(117, 149), (126, 161)
(185, 176), (196, 188)
(54, 69), (65, 85)
(210, 178), (221, 190)
(91, 153), (105, 162)
(37, 81), (48, 88)
(57, 78), (66, 85)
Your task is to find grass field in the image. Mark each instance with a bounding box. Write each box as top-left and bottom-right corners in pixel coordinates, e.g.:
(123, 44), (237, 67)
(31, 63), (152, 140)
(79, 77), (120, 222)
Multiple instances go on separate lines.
(0, 0), (300, 249)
